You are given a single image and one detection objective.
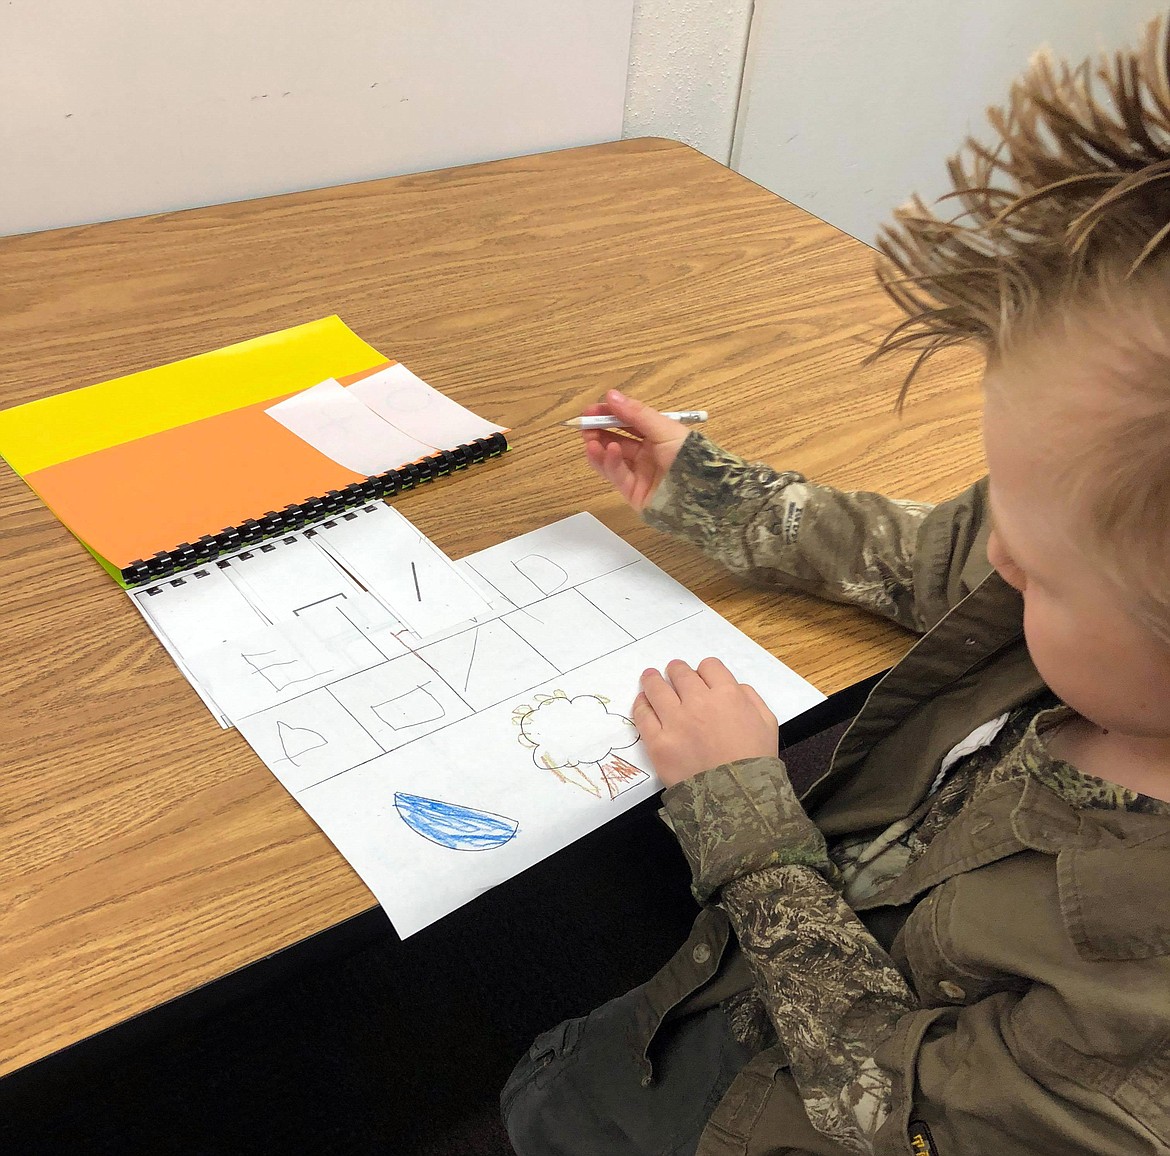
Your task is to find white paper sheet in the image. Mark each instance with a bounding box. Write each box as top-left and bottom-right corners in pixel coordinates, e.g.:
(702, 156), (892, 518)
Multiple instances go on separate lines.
(265, 378), (434, 474)
(128, 591), (233, 727)
(311, 503), (491, 638)
(347, 363), (505, 449)
(217, 532), (368, 623)
(226, 513), (826, 938)
(132, 511), (826, 937)
(133, 564), (266, 653)
(129, 508), (411, 725)
(186, 616), (394, 721)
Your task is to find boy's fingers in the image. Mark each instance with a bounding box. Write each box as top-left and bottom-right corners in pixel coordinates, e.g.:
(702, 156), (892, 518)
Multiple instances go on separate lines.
(664, 658), (704, 696)
(584, 437), (632, 480)
(631, 690), (659, 732)
(740, 683), (778, 728)
(591, 429), (642, 458)
(640, 667), (681, 716)
(604, 389), (687, 444)
(696, 656), (736, 688)
(587, 441), (644, 506)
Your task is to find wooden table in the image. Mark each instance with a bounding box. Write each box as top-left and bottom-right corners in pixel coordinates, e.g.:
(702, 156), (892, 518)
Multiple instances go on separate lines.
(0, 138), (985, 1077)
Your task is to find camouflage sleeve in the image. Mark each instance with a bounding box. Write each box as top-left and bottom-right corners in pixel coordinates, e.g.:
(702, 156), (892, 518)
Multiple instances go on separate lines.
(661, 755), (835, 900)
(644, 432), (935, 631)
(664, 760), (918, 1155)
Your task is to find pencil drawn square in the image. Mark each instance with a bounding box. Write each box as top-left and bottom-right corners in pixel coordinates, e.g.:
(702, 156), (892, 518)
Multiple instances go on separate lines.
(375, 684), (446, 729)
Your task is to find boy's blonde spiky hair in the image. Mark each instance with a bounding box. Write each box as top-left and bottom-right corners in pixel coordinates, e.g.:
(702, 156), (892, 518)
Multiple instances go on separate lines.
(872, 16), (1170, 390)
(871, 17), (1170, 643)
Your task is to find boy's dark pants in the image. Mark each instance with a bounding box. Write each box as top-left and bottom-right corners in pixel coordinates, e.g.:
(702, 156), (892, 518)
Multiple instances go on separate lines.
(501, 968), (850, 1156)
(501, 985), (751, 1156)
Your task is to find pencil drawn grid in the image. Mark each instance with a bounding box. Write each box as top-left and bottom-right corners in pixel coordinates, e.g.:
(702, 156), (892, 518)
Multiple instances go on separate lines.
(234, 554), (701, 804)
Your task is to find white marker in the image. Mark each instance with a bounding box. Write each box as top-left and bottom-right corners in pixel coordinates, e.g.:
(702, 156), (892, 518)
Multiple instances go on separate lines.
(561, 409), (708, 430)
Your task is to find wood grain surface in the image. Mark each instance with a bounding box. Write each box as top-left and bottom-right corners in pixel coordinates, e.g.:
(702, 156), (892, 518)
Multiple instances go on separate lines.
(0, 138), (985, 1076)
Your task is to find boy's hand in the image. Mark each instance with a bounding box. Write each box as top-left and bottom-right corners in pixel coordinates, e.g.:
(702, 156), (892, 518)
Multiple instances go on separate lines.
(632, 658), (779, 787)
(581, 389), (689, 512)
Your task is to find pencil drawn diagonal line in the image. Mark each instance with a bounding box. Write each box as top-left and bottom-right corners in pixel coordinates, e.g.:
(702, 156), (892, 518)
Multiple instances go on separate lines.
(394, 792), (518, 851)
(411, 560), (422, 602)
(463, 627), (479, 691)
(293, 594), (348, 616)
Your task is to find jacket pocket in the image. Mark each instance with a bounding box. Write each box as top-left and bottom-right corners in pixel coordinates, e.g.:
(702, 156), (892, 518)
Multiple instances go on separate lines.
(635, 907), (741, 1080)
(900, 876), (1031, 1009)
(500, 1016), (587, 1117)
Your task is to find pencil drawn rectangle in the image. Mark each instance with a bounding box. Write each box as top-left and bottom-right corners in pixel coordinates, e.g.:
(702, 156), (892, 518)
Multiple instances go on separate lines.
(293, 597), (412, 667)
(235, 688), (386, 793)
(222, 533), (366, 622)
(503, 588), (632, 672)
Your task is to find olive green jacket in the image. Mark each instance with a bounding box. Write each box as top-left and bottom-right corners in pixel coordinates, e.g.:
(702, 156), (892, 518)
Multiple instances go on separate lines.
(633, 433), (1170, 1156)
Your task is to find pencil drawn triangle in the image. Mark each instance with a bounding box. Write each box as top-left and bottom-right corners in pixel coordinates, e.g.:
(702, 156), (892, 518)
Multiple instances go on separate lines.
(278, 720), (328, 762)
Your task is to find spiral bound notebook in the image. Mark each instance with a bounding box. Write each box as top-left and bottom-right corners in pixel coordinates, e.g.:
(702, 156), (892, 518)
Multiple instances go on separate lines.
(0, 317), (509, 587)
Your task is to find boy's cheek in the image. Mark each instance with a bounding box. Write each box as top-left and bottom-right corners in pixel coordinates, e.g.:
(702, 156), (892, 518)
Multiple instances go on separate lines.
(987, 530), (1025, 592)
(1021, 601), (1069, 691)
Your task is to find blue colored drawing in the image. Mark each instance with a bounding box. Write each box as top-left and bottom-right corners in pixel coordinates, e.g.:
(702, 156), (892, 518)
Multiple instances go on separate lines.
(394, 792), (519, 851)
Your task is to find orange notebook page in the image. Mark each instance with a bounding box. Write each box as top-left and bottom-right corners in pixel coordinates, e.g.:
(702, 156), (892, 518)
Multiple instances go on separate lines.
(25, 394), (367, 569)
(0, 316), (386, 477)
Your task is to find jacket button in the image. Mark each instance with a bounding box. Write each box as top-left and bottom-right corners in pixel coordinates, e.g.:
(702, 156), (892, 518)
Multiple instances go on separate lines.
(938, 980), (966, 1001)
(692, 943), (712, 965)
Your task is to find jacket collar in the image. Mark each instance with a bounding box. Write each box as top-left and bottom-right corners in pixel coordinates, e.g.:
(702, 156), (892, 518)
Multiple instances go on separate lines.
(855, 771), (1170, 961)
(803, 570), (1043, 834)
(1058, 824), (1170, 961)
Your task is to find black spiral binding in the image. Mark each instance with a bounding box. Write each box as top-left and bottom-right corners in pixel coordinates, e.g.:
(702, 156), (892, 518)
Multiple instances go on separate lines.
(120, 432), (508, 587)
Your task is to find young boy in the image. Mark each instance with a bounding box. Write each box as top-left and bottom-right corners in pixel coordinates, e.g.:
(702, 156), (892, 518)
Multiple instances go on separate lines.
(502, 20), (1170, 1156)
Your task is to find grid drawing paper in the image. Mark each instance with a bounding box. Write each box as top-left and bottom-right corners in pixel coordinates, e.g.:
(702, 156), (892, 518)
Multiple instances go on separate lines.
(132, 509), (825, 937)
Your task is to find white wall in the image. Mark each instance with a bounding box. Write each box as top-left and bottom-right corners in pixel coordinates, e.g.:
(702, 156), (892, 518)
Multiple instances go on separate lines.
(623, 0), (754, 165)
(11, 2), (1160, 246)
(0, 1), (634, 236)
(732, 0), (1168, 244)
